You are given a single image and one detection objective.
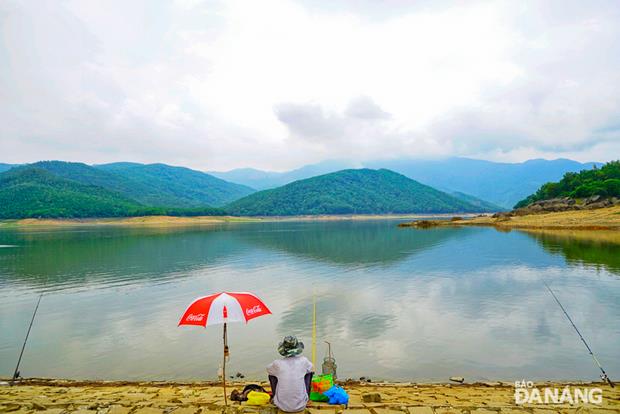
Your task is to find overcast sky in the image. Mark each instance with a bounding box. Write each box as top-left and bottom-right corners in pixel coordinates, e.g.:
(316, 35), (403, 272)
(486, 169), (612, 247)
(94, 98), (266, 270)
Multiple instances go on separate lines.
(1, 0), (619, 171)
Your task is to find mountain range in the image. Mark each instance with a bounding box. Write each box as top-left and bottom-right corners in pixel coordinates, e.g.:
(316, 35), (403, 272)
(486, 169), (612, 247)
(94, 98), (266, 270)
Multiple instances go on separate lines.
(0, 157), (602, 219)
(0, 161), (496, 218)
(211, 158), (600, 209)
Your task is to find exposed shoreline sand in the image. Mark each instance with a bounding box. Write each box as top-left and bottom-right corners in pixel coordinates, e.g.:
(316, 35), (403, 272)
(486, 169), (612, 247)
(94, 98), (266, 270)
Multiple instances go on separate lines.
(3, 206), (620, 231)
(1, 379), (618, 414)
(0, 214), (481, 228)
(401, 206), (620, 231)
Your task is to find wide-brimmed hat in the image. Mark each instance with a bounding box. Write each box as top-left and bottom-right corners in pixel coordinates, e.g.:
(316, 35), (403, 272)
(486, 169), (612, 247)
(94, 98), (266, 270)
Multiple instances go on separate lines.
(278, 336), (304, 357)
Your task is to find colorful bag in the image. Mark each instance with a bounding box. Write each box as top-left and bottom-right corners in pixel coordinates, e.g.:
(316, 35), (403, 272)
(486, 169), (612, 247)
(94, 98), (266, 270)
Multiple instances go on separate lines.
(246, 391), (271, 405)
(309, 374), (334, 402)
(323, 385), (349, 405)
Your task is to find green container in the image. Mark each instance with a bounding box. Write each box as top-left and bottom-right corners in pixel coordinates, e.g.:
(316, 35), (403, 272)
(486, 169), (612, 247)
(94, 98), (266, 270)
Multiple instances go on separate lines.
(310, 374), (334, 402)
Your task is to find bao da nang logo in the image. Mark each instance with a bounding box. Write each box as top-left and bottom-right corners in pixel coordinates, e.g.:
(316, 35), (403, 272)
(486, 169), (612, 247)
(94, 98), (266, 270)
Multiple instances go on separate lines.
(514, 380), (603, 405)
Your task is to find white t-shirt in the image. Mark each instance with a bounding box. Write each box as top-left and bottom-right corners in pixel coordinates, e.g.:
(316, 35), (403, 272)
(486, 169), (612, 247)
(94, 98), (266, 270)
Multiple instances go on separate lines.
(267, 356), (314, 412)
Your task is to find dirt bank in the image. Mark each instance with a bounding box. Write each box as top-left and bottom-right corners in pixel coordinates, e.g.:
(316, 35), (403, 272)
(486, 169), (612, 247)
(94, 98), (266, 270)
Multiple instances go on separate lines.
(1, 379), (618, 414)
(400, 206), (620, 231)
(0, 214), (481, 228)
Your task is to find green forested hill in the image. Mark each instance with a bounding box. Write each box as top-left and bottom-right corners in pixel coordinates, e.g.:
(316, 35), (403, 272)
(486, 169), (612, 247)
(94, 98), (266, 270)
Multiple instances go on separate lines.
(0, 167), (145, 218)
(0, 166), (226, 219)
(27, 161), (156, 199)
(15, 161), (254, 207)
(226, 169), (492, 216)
(95, 162), (255, 207)
(515, 160), (620, 208)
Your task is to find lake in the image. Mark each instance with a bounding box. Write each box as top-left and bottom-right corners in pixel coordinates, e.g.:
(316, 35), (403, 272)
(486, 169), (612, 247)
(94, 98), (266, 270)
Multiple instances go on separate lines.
(1, 220), (619, 382)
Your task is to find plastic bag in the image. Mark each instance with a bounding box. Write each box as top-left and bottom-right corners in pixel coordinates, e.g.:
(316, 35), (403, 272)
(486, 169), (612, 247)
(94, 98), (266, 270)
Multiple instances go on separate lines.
(246, 391), (271, 405)
(309, 374), (333, 402)
(323, 385), (349, 405)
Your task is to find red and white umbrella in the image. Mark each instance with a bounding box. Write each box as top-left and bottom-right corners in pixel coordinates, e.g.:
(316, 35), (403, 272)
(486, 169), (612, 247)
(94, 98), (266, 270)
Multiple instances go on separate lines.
(178, 292), (271, 405)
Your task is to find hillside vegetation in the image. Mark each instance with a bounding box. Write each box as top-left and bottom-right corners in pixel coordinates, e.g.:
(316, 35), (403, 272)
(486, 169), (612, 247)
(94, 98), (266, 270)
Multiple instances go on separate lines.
(0, 163), (16, 173)
(0, 168), (144, 218)
(515, 160), (620, 208)
(226, 169), (492, 216)
(96, 162), (254, 207)
(0, 165), (227, 219)
(23, 161), (253, 207)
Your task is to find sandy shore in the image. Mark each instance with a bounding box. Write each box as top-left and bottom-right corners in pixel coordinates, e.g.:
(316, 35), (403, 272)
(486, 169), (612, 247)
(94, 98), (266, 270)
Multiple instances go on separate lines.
(5, 207), (619, 231)
(1, 379), (618, 414)
(400, 206), (620, 231)
(0, 216), (256, 228)
(0, 214), (480, 228)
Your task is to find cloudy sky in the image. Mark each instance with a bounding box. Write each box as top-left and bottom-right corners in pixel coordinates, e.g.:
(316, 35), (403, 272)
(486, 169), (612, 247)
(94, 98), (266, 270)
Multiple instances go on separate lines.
(1, 0), (619, 171)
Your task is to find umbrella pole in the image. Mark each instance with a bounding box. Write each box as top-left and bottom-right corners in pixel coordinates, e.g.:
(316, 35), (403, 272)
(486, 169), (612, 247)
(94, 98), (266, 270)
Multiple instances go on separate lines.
(312, 295), (316, 368)
(223, 322), (228, 406)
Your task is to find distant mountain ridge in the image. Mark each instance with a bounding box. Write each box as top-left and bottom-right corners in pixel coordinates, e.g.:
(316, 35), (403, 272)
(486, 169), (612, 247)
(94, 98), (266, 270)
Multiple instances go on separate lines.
(209, 159), (357, 190)
(212, 157), (600, 208)
(449, 191), (504, 211)
(226, 168), (493, 216)
(367, 158), (601, 209)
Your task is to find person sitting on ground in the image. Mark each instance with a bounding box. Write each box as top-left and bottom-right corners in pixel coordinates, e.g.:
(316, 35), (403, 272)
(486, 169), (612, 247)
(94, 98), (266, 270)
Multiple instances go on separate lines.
(267, 336), (314, 413)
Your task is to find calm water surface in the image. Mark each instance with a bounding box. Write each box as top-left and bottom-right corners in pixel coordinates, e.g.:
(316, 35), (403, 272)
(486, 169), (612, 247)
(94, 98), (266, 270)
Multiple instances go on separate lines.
(0, 220), (618, 381)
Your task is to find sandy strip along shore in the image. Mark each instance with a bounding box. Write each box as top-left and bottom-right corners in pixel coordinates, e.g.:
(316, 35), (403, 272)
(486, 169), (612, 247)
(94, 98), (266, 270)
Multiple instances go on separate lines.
(0, 214), (480, 228)
(400, 206), (620, 231)
(1, 379), (618, 414)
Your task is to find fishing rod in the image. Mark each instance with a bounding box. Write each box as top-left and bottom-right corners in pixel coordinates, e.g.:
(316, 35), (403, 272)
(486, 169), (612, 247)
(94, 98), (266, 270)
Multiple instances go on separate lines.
(544, 281), (614, 388)
(12, 288), (45, 383)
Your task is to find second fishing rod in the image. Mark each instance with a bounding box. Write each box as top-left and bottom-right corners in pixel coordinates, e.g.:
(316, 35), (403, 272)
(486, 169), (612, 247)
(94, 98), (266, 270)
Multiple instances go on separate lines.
(544, 281), (614, 388)
(11, 274), (51, 384)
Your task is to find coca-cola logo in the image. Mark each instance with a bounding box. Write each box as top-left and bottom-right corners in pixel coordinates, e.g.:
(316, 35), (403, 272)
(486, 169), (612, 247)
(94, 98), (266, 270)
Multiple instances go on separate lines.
(245, 305), (262, 316)
(186, 313), (205, 322)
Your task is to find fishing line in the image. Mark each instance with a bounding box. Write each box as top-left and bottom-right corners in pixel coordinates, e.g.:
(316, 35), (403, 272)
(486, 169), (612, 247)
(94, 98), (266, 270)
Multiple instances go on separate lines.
(543, 281), (614, 388)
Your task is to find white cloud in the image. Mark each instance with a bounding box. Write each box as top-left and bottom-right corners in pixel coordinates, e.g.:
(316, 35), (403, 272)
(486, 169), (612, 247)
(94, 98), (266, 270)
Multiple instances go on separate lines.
(1, 0), (619, 170)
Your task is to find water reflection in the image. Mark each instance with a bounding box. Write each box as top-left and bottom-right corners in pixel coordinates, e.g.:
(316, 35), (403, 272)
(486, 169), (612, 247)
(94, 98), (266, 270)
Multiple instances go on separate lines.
(233, 221), (464, 266)
(0, 225), (249, 291)
(522, 229), (620, 275)
(0, 222), (618, 381)
(277, 294), (397, 343)
(0, 223), (470, 292)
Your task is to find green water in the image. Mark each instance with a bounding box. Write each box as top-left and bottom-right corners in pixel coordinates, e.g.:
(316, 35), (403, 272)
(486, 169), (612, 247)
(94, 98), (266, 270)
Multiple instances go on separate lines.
(1, 220), (618, 381)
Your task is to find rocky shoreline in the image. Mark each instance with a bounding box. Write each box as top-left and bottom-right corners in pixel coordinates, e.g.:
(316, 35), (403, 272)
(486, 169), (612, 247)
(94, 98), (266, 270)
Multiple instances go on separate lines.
(502, 196), (620, 217)
(1, 378), (618, 414)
